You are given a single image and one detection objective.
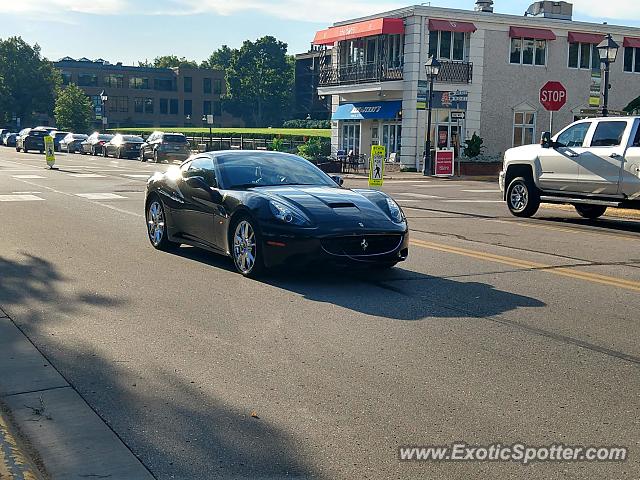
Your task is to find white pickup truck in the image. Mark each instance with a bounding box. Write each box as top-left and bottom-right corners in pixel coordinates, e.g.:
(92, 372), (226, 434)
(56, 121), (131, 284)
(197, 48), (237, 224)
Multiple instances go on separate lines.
(499, 116), (640, 218)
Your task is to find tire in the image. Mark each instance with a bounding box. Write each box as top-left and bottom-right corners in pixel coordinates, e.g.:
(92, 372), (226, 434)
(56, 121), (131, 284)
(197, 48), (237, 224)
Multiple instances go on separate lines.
(15, 146), (20, 152)
(140, 150), (146, 162)
(146, 196), (179, 251)
(229, 215), (264, 278)
(574, 204), (607, 219)
(24, 147), (28, 153)
(506, 176), (540, 218)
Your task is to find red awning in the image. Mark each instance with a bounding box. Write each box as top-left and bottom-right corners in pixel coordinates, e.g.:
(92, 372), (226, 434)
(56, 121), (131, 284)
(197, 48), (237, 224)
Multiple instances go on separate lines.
(313, 18), (404, 45)
(623, 37), (640, 48)
(428, 19), (477, 33)
(509, 26), (556, 41)
(568, 32), (605, 44)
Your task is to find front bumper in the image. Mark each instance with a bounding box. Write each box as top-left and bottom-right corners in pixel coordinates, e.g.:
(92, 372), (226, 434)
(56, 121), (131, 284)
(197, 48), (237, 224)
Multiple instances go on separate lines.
(499, 170), (506, 194)
(260, 227), (410, 269)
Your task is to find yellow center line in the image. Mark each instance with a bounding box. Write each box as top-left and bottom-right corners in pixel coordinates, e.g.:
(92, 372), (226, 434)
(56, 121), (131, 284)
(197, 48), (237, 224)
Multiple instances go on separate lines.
(409, 238), (640, 293)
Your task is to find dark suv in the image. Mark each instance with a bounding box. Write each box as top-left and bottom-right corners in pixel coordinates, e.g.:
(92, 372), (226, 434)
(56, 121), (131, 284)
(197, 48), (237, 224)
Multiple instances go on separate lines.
(16, 128), (47, 153)
(140, 132), (191, 163)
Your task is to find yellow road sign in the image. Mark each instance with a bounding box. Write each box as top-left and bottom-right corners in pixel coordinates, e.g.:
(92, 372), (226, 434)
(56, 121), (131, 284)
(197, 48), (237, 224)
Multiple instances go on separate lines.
(44, 135), (56, 168)
(369, 145), (385, 187)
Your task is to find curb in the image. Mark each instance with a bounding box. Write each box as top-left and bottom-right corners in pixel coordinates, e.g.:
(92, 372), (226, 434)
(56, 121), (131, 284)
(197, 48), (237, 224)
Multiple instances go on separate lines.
(0, 407), (43, 480)
(0, 308), (155, 480)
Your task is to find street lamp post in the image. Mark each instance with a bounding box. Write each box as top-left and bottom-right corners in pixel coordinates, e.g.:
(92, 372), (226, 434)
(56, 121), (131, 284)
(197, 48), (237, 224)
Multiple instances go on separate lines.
(100, 90), (108, 133)
(597, 34), (620, 117)
(423, 57), (441, 176)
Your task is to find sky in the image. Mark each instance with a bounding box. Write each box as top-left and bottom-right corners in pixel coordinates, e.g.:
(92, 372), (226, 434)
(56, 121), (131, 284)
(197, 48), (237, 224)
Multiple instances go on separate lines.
(0, 0), (639, 65)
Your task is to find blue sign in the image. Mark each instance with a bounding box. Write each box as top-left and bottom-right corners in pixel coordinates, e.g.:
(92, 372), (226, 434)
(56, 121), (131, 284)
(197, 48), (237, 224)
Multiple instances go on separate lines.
(332, 101), (402, 121)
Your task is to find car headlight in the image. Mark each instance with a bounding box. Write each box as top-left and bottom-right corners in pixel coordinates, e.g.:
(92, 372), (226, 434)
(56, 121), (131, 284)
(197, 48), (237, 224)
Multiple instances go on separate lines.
(269, 200), (309, 226)
(385, 197), (404, 223)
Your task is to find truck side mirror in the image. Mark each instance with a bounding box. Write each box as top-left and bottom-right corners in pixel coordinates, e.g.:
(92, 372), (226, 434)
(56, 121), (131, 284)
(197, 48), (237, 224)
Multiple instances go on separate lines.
(540, 131), (552, 149)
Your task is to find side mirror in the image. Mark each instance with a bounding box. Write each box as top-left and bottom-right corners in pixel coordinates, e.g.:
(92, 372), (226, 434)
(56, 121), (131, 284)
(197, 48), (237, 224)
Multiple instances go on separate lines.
(540, 131), (553, 149)
(331, 175), (344, 186)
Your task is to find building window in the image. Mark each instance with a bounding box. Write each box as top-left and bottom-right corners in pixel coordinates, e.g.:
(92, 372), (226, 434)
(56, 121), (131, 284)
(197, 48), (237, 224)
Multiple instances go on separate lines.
(213, 78), (222, 94)
(104, 74), (124, 88)
(385, 34), (404, 68)
(61, 72), (72, 85)
(510, 38), (546, 66)
(78, 74), (98, 86)
(144, 98), (154, 114)
(129, 77), (150, 89)
(203, 101), (212, 115)
(160, 98), (168, 114)
(108, 96), (128, 113)
(429, 30), (465, 61)
(184, 76), (192, 92)
(154, 78), (175, 91)
(134, 97), (144, 113)
(569, 42), (599, 69)
(184, 99), (192, 116)
(513, 111), (536, 147)
(623, 47), (640, 73)
(213, 101), (222, 116)
(203, 78), (212, 94)
(169, 99), (179, 115)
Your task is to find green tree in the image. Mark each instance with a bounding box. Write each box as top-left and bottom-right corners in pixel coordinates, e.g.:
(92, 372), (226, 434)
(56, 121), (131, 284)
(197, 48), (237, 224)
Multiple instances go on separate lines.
(152, 55), (198, 69)
(54, 84), (94, 132)
(201, 45), (233, 70)
(225, 36), (294, 127)
(0, 36), (60, 125)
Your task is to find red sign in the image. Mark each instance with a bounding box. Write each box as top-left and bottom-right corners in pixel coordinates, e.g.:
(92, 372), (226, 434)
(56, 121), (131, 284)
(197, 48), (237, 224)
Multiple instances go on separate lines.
(540, 81), (567, 111)
(435, 149), (455, 177)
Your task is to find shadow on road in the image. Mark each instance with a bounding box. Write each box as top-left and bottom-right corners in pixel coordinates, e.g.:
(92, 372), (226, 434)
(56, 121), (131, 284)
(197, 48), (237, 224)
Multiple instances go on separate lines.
(538, 215), (640, 235)
(0, 252), (319, 479)
(164, 246), (546, 320)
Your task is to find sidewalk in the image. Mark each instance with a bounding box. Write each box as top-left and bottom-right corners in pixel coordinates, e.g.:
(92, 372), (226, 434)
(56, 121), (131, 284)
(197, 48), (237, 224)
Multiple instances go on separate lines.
(0, 408), (42, 480)
(342, 171), (499, 182)
(0, 308), (154, 480)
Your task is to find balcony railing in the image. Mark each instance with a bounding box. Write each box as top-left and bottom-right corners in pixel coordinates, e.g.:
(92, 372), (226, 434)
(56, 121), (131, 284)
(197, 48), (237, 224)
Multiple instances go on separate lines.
(319, 62), (403, 87)
(436, 60), (473, 84)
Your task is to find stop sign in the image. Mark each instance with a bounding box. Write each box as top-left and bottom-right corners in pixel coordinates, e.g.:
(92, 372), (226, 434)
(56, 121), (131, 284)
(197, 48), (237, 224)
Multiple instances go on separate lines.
(540, 81), (567, 111)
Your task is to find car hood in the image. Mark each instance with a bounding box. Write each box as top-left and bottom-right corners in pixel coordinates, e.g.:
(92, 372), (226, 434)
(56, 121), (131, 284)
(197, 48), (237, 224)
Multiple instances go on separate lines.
(504, 144), (544, 162)
(253, 186), (401, 231)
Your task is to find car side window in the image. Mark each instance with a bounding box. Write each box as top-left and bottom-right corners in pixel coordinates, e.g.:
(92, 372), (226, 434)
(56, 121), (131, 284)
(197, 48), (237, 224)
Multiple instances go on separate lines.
(632, 126), (640, 147)
(590, 121), (628, 147)
(185, 157), (217, 187)
(556, 123), (591, 148)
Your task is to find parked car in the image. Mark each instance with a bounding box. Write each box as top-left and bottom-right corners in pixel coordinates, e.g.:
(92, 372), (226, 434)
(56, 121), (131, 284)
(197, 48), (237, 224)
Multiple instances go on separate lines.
(60, 133), (88, 153)
(103, 134), (144, 159)
(50, 131), (70, 152)
(80, 132), (114, 155)
(34, 126), (57, 134)
(140, 132), (191, 163)
(0, 128), (9, 140)
(144, 151), (408, 277)
(16, 128), (48, 153)
(500, 116), (640, 218)
(3, 133), (17, 147)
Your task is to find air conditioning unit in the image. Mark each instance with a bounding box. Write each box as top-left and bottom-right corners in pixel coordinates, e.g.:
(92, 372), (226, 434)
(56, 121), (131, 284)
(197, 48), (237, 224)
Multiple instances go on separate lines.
(525, 1), (573, 20)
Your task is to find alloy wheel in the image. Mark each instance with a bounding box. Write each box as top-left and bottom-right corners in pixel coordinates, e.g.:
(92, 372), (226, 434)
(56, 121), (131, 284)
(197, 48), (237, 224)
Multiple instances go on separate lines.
(509, 183), (528, 212)
(233, 220), (257, 274)
(147, 201), (165, 247)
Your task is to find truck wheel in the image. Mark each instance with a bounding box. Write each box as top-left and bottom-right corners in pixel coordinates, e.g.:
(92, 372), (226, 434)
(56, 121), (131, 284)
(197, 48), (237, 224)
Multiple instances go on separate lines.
(574, 204), (607, 219)
(506, 176), (540, 218)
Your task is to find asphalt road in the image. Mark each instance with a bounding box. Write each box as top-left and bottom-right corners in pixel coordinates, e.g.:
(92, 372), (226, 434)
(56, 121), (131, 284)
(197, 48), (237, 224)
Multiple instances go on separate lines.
(0, 148), (639, 479)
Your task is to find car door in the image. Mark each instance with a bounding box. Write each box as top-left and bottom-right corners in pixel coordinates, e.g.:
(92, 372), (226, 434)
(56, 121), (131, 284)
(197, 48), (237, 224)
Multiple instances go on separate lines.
(175, 156), (222, 249)
(576, 120), (630, 196)
(538, 122), (591, 192)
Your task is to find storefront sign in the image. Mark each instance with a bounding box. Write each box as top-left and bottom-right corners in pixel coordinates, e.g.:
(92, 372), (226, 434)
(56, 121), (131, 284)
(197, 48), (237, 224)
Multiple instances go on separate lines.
(434, 149), (454, 177)
(417, 85), (468, 110)
(589, 69), (602, 108)
(333, 101), (402, 120)
(369, 145), (385, 187)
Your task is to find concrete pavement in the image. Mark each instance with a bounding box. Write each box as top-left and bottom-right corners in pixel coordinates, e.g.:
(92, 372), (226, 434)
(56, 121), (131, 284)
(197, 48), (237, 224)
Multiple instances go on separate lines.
(0, 148), (638, 479)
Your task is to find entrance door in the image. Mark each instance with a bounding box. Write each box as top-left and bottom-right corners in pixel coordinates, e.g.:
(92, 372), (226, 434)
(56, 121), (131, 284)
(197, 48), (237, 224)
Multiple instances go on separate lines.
(342, 122), (360, 155)
(382, 123), (401, 159)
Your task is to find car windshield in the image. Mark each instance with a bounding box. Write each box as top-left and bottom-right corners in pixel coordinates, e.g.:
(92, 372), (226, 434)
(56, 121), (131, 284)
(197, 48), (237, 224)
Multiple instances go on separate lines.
(98, 134), (114, 141)
(163, 134), (187, 143)
(217, 152), (336, 190)
(122, 135), (143, 142)
(30, 130), (47, 137)
(73, 134), (88, 139)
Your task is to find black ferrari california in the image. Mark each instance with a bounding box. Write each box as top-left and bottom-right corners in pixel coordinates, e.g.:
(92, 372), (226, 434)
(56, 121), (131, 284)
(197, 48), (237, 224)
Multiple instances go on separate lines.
(144, 151), (409, 277)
